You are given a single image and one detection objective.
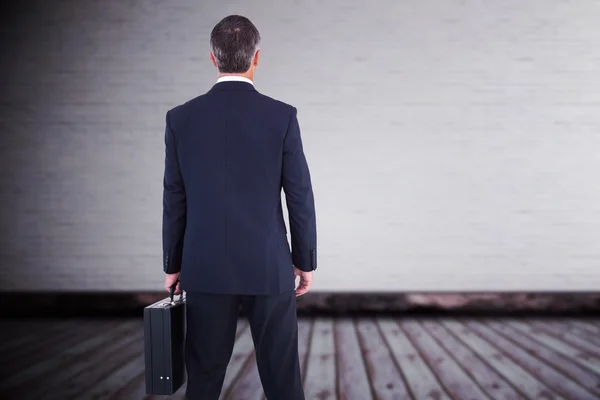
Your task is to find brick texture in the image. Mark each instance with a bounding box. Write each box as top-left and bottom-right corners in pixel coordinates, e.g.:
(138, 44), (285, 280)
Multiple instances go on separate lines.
(1, 0), (600, 291)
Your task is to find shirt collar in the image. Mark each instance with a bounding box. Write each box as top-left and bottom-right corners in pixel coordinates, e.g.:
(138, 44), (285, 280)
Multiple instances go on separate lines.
(216, 75), (254, 86)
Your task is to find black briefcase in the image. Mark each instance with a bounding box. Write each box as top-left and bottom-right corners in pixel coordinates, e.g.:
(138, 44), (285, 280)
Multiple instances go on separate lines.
(144, 282), (187, 395)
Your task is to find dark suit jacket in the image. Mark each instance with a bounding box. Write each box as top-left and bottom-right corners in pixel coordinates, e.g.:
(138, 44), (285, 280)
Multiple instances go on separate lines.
(161, 80), (317, 295)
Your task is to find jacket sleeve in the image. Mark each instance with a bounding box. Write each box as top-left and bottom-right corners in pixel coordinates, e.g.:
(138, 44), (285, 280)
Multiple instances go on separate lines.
(282, 107), (317, 272)
(162, 110), (187, 274)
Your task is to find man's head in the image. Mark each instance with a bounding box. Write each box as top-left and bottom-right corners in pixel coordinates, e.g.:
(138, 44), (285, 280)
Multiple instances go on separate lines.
(209, 15), (261, 77)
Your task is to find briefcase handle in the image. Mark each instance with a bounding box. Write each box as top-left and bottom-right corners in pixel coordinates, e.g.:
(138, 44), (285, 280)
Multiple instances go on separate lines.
(169, 279), (183, 304)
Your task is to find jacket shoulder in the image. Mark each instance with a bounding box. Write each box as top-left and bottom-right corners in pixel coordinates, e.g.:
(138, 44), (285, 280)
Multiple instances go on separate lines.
(166, 94), (208, 119)
(165, 90), (297, 128)
(254, 92), (296, 113)
(164, 94), (213, 132)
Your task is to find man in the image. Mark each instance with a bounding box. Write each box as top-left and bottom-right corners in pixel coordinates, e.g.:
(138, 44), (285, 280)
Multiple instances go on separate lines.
(161, 15), (317, 400)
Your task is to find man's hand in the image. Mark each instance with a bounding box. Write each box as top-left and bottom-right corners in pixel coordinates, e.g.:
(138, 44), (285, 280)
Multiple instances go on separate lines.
(164, 272), (181, 294)
(294, 266), (312, 297)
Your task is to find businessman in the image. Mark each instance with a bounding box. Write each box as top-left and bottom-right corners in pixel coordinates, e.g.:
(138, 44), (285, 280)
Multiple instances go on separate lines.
(161, 15), (317, 400)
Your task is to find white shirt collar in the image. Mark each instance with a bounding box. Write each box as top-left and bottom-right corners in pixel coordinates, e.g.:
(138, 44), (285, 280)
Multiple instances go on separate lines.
(216, 75), (254, 86)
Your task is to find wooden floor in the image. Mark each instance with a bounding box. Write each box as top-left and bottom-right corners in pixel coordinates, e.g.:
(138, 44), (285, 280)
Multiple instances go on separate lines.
(0, 316), (600, 399)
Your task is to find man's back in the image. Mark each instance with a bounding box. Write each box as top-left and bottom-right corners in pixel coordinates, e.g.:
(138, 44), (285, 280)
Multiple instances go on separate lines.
(162, 80), (317, 295)
(160, 15), (314, 400)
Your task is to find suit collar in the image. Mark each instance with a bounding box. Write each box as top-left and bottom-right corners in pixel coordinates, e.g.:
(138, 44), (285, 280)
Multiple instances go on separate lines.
(209, 81), (257, 92)
(216, 75), (254, 85)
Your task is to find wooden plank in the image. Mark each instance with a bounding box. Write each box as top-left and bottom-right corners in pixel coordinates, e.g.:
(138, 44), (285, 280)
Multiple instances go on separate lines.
(1, 319), (119, 380)
(557, 322), (600, 347)
(466, 320), (594, 399)
(236, 319), (249, 337)
(422, 320), (525, 400)
(303, 317), (337, 400)
(4, 317), (600, 400)
(399, 319), (490, 399)
(591, 319), (600, 329)
(75, 351), (145, 400)
(45, 327), (145, 400)
(110, 371), (148, 400)
(298, 317), (313, 383)
(441, 320), (565, 399)
(221, 319), (266, 399)
(10, 321), (143, 400)
(0, 319), (101, 369)
(507, 320), (600, 376)
(168, 382), (188, 399)
(565, 321), (600, 335)
(225, 353), (264, 400)
(485, 320), (600, 398)
(334, 317), (372, 400)
(379, 318), (450, 400)
(219, 322), (257, 400)
(531, 321), (600, 352)
(0, 318), (69, 350)
(355, 318), (412, 400)
(225, 319), (267, 400)
(0, 319), (130, 391)
(530, 322), (600, 357)
(569, 320), (600, 335)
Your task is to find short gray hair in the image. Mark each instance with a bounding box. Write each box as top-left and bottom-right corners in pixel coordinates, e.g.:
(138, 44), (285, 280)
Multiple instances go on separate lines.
(210, 15), (261, 73)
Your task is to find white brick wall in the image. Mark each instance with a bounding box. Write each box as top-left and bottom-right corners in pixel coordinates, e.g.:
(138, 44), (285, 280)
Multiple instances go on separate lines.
(1, 0), (600, 291)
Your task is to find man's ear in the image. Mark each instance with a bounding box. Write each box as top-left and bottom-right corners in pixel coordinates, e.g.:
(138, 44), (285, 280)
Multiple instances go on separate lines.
(253, 49), (260, 66)
(209, 51), (218, 68)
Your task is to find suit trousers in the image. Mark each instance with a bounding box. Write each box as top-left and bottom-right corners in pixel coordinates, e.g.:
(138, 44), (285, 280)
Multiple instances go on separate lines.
(184, 289), (305, 400)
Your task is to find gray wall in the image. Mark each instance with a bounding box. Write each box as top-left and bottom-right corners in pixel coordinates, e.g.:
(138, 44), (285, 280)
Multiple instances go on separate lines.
(1, 0), (600, 291)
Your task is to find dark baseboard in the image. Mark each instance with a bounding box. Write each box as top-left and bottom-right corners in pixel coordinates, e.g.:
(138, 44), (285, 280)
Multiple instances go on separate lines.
(0, 291), (599, 317)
